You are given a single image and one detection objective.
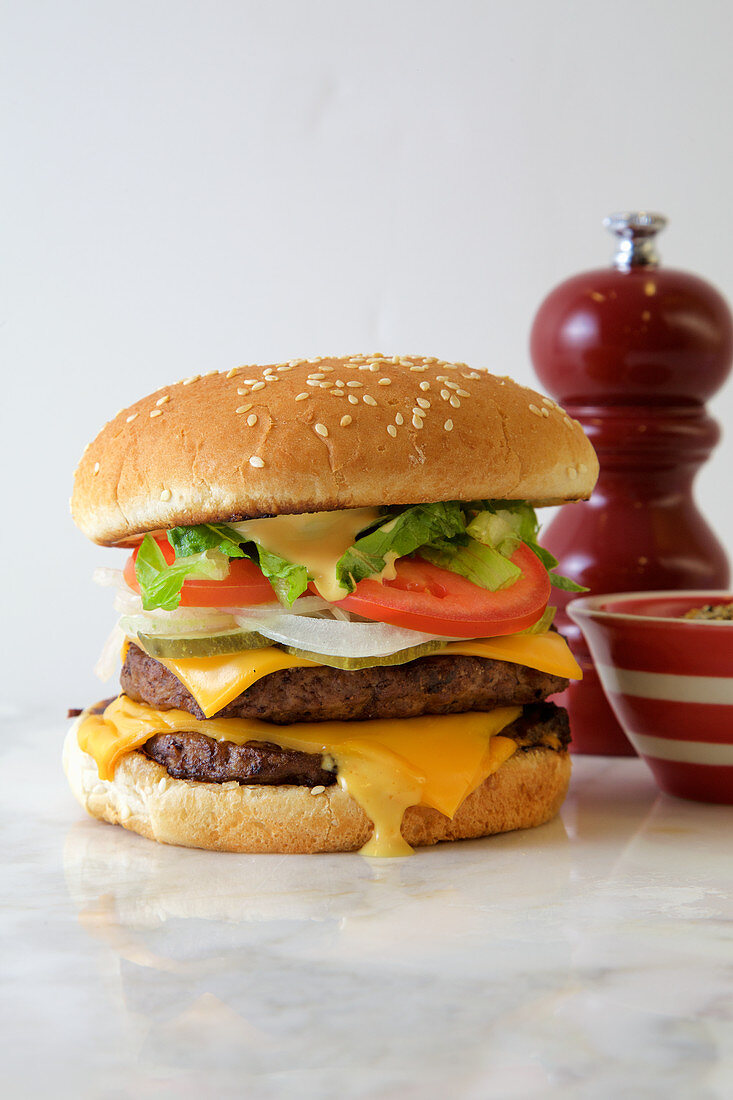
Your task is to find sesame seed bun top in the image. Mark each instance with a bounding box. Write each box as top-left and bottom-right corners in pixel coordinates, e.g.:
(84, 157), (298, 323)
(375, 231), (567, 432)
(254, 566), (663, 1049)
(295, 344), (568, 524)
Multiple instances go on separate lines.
(71, 354), (599, 545)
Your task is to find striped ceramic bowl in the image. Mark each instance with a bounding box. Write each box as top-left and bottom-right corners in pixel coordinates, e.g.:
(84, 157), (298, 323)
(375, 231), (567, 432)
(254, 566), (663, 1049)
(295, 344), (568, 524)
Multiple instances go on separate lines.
(568, 591), (733, 804)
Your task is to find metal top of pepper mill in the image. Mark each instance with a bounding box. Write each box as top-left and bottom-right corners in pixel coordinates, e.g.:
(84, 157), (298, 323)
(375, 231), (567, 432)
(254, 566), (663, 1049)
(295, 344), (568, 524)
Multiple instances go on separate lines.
(603, 211), (668, 270)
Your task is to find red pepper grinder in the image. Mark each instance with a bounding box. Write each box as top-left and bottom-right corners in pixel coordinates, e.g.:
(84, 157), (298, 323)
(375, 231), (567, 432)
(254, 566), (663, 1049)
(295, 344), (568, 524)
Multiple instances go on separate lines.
(530, 212), (733, 755)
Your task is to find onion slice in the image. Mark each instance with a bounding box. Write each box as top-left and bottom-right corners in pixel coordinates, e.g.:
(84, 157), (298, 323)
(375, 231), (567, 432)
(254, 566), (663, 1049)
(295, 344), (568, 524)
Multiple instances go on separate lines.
(232, 608), (454, 657)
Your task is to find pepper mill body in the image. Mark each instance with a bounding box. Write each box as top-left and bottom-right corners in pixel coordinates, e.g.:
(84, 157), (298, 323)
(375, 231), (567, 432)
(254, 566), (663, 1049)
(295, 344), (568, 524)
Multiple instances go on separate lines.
(531, 214), (733, 755)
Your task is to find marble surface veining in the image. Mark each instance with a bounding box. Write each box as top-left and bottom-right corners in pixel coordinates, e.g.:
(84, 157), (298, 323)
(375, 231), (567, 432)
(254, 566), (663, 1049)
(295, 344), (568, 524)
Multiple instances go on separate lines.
(2, 706), (733, 1099)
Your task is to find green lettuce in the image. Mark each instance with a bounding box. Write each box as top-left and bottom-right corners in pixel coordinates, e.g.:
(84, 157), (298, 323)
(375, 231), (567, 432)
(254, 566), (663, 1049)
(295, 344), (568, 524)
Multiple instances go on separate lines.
(135, 523), (310, 610)
(134, 534), (231, 611)
(335, 502), (465, 592)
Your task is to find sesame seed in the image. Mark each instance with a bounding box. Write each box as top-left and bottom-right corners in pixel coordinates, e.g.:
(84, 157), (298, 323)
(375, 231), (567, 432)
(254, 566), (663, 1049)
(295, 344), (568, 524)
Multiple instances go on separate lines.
(419, 381), (431, 391)
(445, 381), (460, 391)
(331, 388), (345, 396)
(319, 380), (334, 388)
(249, 456), (265, 468)
(412, 413), (424, 429)
(378, 377), (392, 386)
(126, 413), (138, 423)
(348, 395), (359, 405)
(311, 785), (326, 796)
(156, 395), (170, 406)
(182, 375), (200, 385)
(340, 414), (353, 427)
(246, 413), (258, 427)
(251, 381), (265, 392)
(567, 466), (578, 479)
(309, 373), (326, 380)
(440, 389), (450, 400)
(444, 419), (454, 432)
(410, 365), (428, 372)
(93, 462), (100, 474)
(334, 379), (345, 387)
(542, 397), (555, 407)
(225, 367), (239, 379)
(295, 392), (309, 402)
(416, 397), (430, 409)
(449, 396), (460, 409)
(363, 395), (377, 406)
(320, 366), (334, 372)
(387, 424), (397, 438)
(306, 379), (321, 387)
(277, 364), (293, 372)
(436, 376), (448, 382)
(242, 378), (257, 385)
(395, 413), (404, 426)
(236, 404), (252, 414)
(315, 422), (329, 437)
(160, 488), (172, 502)
(456, 389), (470, 398)
(263, 367), (275, 375)
(346, 380), (363, 388)
(150, 409), (162, 418)
(529, 404), (542, 417)
(563, 416), (572, 427)
(541, 408), (550, 418)
(236, 387), (249, 396)
(464, 371), (481, 379)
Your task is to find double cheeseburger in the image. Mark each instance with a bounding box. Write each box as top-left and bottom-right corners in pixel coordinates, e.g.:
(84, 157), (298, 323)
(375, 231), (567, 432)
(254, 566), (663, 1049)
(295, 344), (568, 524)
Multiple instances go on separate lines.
(64, 355), (598, 856)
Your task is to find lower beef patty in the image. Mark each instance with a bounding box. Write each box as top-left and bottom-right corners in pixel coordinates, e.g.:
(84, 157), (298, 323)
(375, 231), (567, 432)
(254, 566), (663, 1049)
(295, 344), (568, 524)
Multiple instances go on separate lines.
(142, 702), (571, 786)
(121, 643), (569, 725)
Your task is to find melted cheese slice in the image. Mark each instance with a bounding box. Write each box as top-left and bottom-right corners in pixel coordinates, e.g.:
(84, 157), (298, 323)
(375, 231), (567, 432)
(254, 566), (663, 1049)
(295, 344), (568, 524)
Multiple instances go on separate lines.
(233, 508), (382, 602)
(152, 630), (581, 719)
(77, 696), (521, 857)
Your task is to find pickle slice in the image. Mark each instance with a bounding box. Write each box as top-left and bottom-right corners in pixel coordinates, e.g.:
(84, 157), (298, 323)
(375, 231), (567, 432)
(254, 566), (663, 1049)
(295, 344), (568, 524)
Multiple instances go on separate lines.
(137, 630), (271, 658)
(279, 639), (446, 670)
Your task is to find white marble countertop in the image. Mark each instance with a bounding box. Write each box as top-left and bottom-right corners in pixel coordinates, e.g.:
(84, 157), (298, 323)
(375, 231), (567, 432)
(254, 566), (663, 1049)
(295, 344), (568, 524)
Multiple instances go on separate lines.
(3, 710), (733, 1099)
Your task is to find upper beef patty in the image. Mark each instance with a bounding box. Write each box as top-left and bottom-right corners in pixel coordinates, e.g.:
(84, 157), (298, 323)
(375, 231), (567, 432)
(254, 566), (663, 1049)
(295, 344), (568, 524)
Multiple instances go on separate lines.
(121, 643), (569, 724)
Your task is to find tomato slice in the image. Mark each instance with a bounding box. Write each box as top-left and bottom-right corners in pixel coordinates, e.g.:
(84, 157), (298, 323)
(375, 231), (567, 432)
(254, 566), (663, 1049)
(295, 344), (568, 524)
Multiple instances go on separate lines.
(334, 544), (550, 637)
(123, 536), (276, 607)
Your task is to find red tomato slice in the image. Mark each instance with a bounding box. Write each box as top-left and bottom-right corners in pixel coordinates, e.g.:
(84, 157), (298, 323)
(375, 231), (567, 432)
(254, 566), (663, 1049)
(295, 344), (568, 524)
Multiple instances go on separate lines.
(334, 544), (550, 637)
(123, 536), (276, 607)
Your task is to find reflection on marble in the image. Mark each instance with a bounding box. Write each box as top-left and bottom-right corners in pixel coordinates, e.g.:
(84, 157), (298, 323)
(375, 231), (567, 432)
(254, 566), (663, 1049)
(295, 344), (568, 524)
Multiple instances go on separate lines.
(3, 713), (733, 1098)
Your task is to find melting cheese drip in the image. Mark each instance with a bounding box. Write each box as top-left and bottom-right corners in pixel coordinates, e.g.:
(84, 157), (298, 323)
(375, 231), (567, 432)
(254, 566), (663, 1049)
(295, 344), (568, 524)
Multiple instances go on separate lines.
(76, 696), (522, 857)
(232, 508), (382, 602)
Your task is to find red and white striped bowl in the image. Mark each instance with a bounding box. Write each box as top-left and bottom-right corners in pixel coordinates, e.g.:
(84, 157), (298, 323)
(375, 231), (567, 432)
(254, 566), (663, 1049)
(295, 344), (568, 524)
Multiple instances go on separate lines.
(567, 591), (733, 804)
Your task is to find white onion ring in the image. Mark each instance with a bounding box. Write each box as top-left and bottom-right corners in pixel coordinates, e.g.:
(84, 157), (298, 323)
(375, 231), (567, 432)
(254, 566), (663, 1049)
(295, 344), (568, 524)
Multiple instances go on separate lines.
(232, 608), (453, 657)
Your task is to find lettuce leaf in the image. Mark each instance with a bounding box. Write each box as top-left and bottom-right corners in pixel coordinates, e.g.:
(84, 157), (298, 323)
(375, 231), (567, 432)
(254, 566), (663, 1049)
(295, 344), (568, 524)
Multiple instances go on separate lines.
(134, 534), (231, 611)
(167, 523), (248, 559)
(419, 537), (522, 591)
(136, 523), (310, 610)
(335, 502), (465, 592)
(254, 546), (309, 606)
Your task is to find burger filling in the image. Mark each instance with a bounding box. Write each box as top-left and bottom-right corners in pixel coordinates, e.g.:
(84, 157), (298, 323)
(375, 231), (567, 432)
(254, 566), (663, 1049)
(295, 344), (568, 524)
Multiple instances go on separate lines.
(78, 500), (584, 855)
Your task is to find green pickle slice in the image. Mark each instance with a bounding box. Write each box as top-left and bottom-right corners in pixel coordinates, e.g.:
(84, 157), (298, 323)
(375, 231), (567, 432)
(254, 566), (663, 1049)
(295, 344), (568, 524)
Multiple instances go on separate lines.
(279, 639), (447, 670)
(137, 629), (271, 658)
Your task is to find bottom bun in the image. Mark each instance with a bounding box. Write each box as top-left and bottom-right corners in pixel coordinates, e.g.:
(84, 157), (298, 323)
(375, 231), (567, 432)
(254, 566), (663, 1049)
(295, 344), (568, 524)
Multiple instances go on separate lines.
(63, 721), (571, 854)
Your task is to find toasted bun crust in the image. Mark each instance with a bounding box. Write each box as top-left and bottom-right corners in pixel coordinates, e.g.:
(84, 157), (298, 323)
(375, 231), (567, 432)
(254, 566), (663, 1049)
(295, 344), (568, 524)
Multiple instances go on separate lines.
(71, 355), (598, 545)
(63, 722), (571, 853)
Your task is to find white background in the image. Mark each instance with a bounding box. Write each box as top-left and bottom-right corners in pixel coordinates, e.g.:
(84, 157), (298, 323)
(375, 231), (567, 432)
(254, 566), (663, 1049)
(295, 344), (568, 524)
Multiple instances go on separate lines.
(3, 0), (733, 711)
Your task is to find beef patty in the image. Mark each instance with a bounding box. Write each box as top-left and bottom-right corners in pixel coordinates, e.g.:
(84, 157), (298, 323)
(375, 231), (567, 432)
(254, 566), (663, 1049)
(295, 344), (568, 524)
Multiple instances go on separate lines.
(121, 643), (569, 725)
(142, 702), (570, 786)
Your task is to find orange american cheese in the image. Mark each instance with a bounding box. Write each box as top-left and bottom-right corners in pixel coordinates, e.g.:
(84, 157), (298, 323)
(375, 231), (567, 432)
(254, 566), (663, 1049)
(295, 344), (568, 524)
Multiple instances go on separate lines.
(77, 630), (579, 856)
(152, 631), (581, 719)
